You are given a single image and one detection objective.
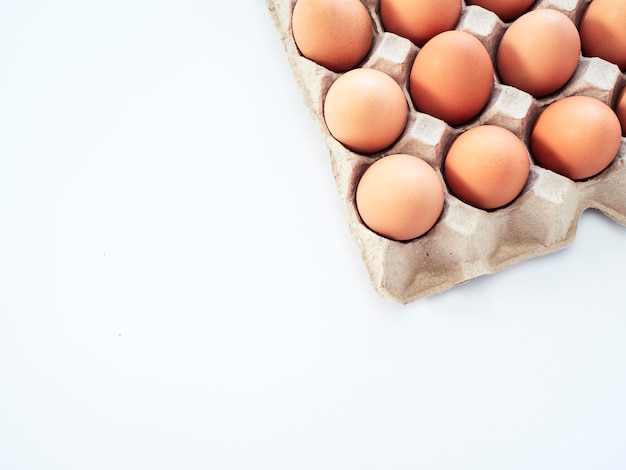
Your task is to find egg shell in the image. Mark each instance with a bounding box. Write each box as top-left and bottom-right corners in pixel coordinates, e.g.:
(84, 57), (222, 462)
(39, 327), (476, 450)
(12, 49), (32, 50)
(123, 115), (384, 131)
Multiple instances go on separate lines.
(291, 0), (373, 72)
(616, 87), (626, 136)
(496, 9), (581, 97)
(323, 68), (408, 154)
(444, 125), (530, 210)
(355, 154), (444, 241)
(531, 96), (622, 181)
(579, 0), (626, 70)
(409, 30), (494, 125)
(465, 0), (535, 22)
(379, 0), (462, 47)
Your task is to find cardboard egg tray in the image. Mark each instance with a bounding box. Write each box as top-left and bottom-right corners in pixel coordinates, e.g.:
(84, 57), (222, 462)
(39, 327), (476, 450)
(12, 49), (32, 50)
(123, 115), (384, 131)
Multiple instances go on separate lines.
(266, 0), (626, 304)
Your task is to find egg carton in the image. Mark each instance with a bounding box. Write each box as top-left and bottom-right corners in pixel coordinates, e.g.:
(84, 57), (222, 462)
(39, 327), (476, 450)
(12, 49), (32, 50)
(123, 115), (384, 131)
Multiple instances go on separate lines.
(266, 0), (626, 304)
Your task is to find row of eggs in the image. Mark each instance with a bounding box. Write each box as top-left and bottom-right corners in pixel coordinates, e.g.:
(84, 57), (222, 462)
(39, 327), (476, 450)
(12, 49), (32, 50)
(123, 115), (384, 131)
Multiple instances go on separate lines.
(291, 0), (626, 242)
(354, 93), (622, 242)
(292, 0), (626, 74)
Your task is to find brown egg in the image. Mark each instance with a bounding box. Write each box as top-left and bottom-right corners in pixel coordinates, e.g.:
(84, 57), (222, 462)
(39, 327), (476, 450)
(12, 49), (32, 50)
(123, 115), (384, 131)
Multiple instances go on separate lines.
(465, 0), (535, 22)
(355, 154), (444, 241)
(380, 0), (461, 47)
(444, 125), (530, 210)
(410, 30), (494, 125)
(531, 96), (622, 181)
(580, 0), (626, 70)
(324, 68), (408, 154)
(616, 87), (626, 136)
(496, 9), (580, 97)
(291, 0), (373, 72)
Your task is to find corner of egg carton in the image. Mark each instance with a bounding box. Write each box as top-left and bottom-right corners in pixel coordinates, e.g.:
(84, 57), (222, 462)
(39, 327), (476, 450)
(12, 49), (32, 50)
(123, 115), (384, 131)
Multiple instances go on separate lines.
(582, 141), (626, 225)
(267, 0), (626, 303)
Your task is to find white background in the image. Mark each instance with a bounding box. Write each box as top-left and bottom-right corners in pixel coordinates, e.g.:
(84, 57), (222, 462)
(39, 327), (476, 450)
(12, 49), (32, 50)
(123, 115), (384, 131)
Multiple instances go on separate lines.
(1, 1), (626, 469)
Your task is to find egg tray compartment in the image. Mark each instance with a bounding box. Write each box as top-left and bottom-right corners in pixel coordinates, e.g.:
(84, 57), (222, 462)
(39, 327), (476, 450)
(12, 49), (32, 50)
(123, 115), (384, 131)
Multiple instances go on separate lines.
(266, 0), (626, 304)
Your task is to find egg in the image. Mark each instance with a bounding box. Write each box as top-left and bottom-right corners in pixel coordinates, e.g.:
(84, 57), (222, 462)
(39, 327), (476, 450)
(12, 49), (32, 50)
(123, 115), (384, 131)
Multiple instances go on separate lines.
(616, 87), (626, 136)
(444, 125), (530, 210)
(580, 0), (626, 70)
(409, 30), (494, 125)
(379, 0), (461, 47)
(291, 0), (373, 72)
(531, 96), (622, 181)
(355, 154), (444, 241)
(465, 0), (535, 22)
(496, 9), (580, 97)
(323, 68), (408, 154)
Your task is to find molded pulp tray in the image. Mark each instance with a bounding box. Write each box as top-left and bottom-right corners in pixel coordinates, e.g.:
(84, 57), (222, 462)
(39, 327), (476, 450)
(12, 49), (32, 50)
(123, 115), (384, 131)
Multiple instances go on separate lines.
(266, 0), (626, 304)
